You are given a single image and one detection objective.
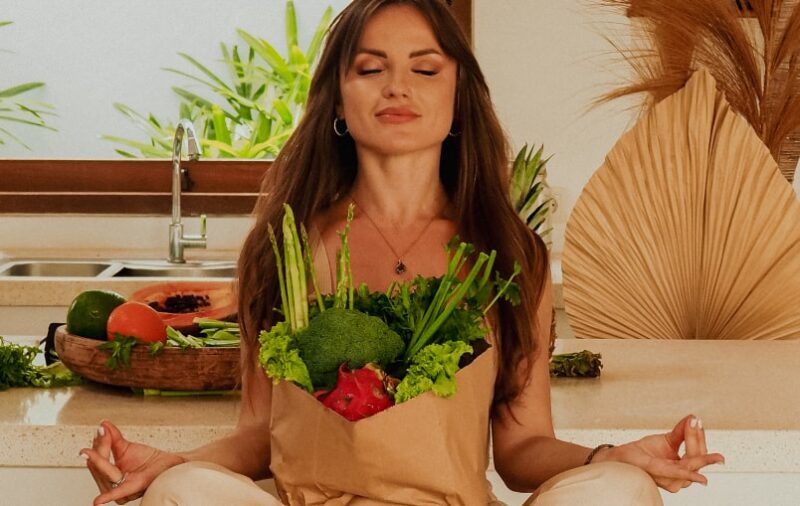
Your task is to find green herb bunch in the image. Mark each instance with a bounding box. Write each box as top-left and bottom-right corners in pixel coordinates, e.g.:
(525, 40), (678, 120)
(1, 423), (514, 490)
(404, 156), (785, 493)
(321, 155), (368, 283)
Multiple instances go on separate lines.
(549, 350), (603, 378)
(0, 337), (81, 390)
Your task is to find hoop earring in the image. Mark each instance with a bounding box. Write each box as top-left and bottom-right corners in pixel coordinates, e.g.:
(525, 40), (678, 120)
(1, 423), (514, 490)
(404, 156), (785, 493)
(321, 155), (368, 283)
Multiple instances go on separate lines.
(333, 117), (349, 137)
(448, 121), (461, 137)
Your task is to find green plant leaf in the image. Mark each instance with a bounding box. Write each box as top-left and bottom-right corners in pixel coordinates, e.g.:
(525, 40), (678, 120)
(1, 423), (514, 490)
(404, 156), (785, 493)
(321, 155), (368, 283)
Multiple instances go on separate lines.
(163, 67), (226, 94)
(272, 99), (293, 125)
(0, 115), (52, 128)
(289, 45), (308, 68)
(0, 82), (45, 98)
(101, 135), (171, 157)
(306, 7), (333, 64)
(210, 104), (232, 150)
(114, 148), (137, 158)
(202, 139), (245, 157)
(171, 87), (216, 110)
(237, 29), (293, 83)
(285, 0), (299, 53)
(0, 126), (30, 150)
(175, 52), (232, 91)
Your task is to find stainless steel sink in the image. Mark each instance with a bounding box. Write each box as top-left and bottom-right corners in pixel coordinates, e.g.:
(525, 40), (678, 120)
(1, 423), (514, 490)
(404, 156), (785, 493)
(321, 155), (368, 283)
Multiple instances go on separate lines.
(0, 261), (114, 277)
(0, 259), (236, 279)
(111, 262), (236, 278)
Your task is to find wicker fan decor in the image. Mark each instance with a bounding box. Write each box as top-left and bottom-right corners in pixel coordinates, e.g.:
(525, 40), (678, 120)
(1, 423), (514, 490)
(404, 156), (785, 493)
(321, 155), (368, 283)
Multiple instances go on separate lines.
(596, 0), (800, 183)
(563, 69), (800, 339)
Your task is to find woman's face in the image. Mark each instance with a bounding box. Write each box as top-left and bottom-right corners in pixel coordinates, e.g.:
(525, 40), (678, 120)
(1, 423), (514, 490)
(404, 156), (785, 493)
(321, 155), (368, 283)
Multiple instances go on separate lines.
(338, 4), (458, 157)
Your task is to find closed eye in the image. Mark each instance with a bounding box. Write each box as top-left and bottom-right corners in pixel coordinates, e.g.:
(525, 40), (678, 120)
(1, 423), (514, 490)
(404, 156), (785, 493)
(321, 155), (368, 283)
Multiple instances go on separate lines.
(357, 69), (382, 75)
(414, 70), (437, 76)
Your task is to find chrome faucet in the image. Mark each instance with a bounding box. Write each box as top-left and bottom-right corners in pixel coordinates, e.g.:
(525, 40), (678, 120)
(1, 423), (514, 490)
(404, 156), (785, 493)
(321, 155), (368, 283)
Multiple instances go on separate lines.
(168, 119), (207, 263)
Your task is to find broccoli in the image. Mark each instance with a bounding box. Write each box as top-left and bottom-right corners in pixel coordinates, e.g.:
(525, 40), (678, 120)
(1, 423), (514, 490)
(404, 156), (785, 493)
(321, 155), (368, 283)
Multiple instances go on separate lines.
(295, 308), (405, 389)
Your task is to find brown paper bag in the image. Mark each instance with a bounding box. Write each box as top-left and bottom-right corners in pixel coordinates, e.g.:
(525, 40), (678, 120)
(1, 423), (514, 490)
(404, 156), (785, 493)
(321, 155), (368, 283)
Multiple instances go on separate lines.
(269, 345), (497, 506)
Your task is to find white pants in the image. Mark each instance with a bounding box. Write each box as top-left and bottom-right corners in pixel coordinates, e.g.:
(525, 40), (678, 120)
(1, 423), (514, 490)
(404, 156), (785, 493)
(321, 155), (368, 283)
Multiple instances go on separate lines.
(141, 460), (663, 506)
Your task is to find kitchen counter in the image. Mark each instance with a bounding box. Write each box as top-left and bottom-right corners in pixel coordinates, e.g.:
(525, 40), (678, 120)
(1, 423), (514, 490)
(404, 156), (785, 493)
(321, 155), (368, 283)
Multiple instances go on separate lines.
(3, 338), (800, 505)
(2, 339), (798, 472)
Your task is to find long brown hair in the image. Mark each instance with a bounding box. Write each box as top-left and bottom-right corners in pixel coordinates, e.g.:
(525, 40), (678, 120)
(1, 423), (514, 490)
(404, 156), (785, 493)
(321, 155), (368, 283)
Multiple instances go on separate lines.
(237, 0), (549, 411)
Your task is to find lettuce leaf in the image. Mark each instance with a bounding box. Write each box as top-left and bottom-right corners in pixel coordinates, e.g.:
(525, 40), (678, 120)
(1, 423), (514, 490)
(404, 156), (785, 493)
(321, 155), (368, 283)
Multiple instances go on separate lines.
(394, 340), (473, 403)
(258, 321), (313, 392)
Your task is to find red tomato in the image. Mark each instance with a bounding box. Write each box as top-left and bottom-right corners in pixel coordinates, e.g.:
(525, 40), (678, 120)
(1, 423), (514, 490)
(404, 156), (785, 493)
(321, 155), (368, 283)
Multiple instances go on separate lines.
(106, 301), (167, 343)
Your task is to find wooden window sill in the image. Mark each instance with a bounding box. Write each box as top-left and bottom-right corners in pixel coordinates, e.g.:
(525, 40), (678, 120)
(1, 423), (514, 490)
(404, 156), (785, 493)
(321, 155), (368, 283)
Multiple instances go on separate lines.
(0, 160), (269, 215)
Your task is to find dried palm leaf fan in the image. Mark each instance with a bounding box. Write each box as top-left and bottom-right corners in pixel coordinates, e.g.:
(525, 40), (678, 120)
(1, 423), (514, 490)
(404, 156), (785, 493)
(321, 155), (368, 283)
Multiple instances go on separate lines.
(563, 69), (800, 339)
(595, 0), (800, 183)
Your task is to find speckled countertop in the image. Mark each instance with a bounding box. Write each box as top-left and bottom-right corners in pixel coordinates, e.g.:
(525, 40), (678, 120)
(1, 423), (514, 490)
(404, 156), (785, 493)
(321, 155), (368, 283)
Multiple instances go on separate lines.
(1, 339), (798, 474)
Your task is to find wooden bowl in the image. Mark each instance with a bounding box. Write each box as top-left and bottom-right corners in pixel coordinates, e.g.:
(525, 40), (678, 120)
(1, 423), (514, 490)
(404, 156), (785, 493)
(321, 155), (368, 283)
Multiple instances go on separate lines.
(55, 325), (241, 391)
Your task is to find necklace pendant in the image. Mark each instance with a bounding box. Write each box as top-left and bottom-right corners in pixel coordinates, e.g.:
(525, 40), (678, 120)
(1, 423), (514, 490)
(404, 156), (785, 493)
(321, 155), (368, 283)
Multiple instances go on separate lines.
(394, 260), (407, 275)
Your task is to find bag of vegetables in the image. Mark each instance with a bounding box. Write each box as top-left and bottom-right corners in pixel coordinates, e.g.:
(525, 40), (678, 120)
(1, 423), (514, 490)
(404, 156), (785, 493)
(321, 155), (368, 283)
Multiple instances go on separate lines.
(260, 204), (520, 505)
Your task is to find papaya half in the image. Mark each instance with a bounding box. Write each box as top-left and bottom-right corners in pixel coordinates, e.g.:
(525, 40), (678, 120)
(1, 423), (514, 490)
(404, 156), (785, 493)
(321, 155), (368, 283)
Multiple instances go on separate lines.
(130, 282), (237, 332)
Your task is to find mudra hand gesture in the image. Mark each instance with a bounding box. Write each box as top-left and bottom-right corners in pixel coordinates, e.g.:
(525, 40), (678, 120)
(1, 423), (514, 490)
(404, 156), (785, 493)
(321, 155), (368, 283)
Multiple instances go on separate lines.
(80, 420), (185, 505)
(593, 415), (725, 492)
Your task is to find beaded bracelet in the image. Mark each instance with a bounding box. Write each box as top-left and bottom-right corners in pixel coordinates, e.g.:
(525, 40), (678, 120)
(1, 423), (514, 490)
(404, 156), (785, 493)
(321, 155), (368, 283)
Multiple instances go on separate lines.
(584, 443), (615, 465)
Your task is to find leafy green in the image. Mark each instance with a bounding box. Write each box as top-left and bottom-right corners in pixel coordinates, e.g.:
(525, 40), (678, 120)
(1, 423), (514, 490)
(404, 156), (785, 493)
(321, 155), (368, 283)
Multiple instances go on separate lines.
(395, 341), (473, 403)
(28, 362), (83, 388)
(98, 334), (140, 369)
(402, 240), (521, 361)
(0, 337), (81, 389)
(549, 351), (603, 378)
(258, 321), (313, 392)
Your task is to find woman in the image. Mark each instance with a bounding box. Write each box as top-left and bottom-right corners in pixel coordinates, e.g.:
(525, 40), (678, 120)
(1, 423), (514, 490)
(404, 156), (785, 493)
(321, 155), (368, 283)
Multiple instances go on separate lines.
(81, 1), (724, 504)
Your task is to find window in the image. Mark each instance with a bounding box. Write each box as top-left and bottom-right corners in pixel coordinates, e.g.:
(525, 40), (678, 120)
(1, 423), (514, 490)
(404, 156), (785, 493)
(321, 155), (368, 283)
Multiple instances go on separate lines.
(0, 1), (471, 215)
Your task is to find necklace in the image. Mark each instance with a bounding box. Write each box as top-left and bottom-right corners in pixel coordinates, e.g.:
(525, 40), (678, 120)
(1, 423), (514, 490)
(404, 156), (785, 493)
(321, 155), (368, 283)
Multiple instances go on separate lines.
(352, 198), (440, 275)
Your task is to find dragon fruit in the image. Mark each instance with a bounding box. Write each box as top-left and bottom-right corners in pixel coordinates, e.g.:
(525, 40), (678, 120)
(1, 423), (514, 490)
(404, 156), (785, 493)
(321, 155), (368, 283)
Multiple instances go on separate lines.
(316, 363), (394, 421)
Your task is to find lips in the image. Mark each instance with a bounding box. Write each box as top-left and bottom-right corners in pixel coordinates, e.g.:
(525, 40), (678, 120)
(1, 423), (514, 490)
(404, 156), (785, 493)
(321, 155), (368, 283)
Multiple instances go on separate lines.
(375, 107), (420, 124)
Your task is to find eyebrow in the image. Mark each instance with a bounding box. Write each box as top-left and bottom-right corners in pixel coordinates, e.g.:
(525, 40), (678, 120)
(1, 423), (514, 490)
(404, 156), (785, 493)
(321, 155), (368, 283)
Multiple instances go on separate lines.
(357, 48), (442, 58)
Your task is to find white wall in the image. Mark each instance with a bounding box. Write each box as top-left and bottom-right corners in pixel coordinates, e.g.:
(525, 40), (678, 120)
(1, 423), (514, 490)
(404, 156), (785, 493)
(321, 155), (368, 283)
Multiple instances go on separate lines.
(1, 0), (349, 159)
(474, 0), (639, 253)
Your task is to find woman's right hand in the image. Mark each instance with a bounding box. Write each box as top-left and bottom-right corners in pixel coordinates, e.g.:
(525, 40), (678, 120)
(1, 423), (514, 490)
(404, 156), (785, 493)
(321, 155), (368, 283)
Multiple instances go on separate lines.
(80, 420), (186, 506)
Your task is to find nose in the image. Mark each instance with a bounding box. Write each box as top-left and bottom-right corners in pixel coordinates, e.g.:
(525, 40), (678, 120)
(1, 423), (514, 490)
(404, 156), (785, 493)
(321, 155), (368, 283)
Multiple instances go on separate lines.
(382, 70), (410, 98)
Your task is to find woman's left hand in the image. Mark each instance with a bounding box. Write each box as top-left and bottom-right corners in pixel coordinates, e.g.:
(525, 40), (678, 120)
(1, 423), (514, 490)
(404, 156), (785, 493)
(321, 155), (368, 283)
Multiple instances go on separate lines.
(593, 414), (725, 493)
